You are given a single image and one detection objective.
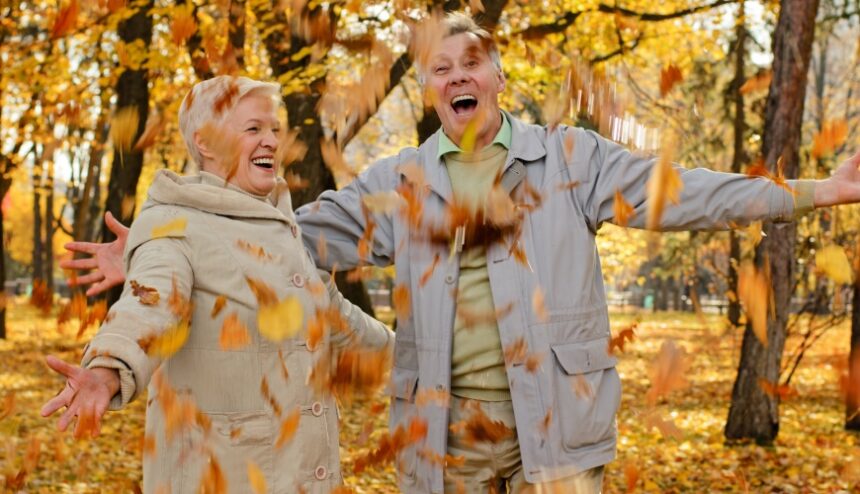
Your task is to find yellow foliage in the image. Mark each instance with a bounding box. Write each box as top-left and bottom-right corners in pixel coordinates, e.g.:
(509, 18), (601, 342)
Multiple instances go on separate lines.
(257, 296), (304, 342)
(816, 244), (854, 285)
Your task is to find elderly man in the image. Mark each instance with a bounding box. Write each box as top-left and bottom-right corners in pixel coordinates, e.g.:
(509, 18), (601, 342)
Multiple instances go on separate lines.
(66, 12), (860, 494)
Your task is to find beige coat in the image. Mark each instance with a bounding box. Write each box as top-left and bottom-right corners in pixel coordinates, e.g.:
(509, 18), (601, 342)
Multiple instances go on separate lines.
(82, 170), (393, 493)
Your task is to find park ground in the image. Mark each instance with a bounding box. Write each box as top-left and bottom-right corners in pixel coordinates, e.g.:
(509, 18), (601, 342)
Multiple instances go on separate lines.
(1, 301), (859, 493)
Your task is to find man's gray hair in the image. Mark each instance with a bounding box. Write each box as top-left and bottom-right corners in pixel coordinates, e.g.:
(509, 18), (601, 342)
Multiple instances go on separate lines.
(415, 12), (503, 85)
(179, 76), (281, 166)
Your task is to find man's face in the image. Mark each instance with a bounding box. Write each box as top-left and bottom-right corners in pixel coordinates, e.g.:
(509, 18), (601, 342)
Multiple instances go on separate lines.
(425, 32), (505, 148)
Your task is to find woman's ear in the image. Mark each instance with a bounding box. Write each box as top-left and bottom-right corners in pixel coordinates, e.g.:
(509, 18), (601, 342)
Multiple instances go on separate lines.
(193, 131), (215, 161)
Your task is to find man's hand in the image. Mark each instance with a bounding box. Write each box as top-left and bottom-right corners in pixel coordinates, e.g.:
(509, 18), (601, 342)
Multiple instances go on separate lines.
(40, 355), (119, 439)
(814, 151), (860, 208)
(60, 211), (128, 296)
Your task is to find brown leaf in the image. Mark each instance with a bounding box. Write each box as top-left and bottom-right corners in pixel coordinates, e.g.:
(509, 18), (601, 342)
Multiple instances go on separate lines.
(613, 189), (635, 227)
(51, 0), (79, 39)
(525, 352), (544, 373)
(419, 254), (441, 287)
(450, 402), (513, 445)
(608, 324), (637, 354)
(0, 392), (16, 421)
(624, 461), (640, 493)
(130, 280), (160, 305)
(245, 276), (278, 307)
(659, 64), (683, 97)
(504, 337), (528, 367)
(646, 132), (683, 229)
(758, 378), (797, 400)
(134, 111), (166, 151)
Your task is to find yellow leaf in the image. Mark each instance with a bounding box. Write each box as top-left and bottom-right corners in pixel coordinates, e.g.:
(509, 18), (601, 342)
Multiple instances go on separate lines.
(738, 261), (770, 347)
(532, 286), (548, 322)
(148, 319), (190, 358)
(646, 133), (683, 229)
(151, 217), (188, 239)
(816, 244), (854, 285)
(247, 460), (267, 494)
(110, 107), (139, 152)
(258, 296), (304, 342)
(613, 189), (635, 227)
(170, 3), (197, 46)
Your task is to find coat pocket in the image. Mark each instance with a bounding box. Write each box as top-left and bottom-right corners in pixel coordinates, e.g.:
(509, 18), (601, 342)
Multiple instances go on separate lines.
(390, 367), (420, 482)
(207, 411), (274, 492)
(550, 338), (620, 451)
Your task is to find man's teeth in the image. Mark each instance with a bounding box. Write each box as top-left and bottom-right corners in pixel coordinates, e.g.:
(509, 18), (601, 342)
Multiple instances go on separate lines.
(451, 95), (477, 104)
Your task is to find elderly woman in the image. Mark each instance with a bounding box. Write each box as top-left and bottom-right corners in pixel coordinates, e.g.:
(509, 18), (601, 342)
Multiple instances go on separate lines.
(41, 76), (393, 493)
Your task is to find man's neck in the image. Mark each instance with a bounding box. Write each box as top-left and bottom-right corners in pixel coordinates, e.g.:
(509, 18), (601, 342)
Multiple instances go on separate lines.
(447, 111), (503, 151)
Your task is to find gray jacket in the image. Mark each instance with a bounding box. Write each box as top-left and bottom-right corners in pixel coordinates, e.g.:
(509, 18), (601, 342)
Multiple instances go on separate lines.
(296, 113), (812, 492)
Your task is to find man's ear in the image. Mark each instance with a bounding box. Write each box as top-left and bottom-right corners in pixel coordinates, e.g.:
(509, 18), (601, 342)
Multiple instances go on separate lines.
(496, 70), (506, 93)
(193, 131), (215, 161)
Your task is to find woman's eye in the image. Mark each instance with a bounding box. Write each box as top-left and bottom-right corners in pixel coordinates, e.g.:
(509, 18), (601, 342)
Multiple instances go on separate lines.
(434, 66), (448, 73)
(247, 126), (259, 132)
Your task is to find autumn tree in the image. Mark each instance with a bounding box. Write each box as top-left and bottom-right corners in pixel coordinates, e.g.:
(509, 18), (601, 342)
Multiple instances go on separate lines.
(725, 0), (821, 443)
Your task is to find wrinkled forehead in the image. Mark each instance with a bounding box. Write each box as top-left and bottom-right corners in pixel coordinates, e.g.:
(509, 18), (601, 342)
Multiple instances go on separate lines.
(228, 92), (284, 124)
(430, 32), (491, 62)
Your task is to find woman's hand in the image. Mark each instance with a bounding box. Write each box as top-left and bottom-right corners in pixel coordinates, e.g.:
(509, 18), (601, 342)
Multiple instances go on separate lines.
(60, 211), (129, 296)
(40, 355), (120, 439)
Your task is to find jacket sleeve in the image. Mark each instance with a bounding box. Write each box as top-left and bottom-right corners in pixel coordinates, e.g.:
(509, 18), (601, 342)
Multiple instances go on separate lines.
(568, 128), (816, 232)
(81, 233), (193, 411)
(295, 155), (404, 270)
(318, 270), (394, 353)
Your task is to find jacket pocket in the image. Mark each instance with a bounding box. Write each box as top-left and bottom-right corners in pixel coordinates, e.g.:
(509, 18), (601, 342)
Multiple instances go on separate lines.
(390, 367), (420, 482)
(204, 411), (274, 491)
(550, 338), (620, 451)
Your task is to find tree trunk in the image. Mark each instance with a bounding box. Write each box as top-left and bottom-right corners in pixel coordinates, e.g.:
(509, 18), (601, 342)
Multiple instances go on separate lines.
(102, 0), (153, 302)
(45, 160), (55, 293)
(0, 179), (7, 339)
(725, 0), (819, 444)
(32, 161), (44, 283)
(847, 281), (860, 429)
(727, 0), (747, 328)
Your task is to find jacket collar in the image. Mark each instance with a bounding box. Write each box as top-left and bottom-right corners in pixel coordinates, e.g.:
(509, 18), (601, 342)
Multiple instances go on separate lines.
(418, 111), (546, 203)
(144, 169), (295, 223)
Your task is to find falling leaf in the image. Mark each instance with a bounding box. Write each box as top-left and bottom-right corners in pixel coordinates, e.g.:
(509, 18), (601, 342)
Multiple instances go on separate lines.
(247, 460), (267, 494)
(142, 434), (156, 458)
(110, 107), (139, 153)
(392, 284), (410, 320)
(659, 64), (683, 97)
(245, 276), (278, 307)
(143, 319), (190, 358)
(170, 2), (197, 46)
(525, 352), (544, 373)
(816, 244), (854, 285)
(738, 261), (771, 346)
(563, 128), (576, 163)
(613, 189), (635, 227)
(646, 339), (691, 405)
(419, 254), (440, 287)
(275, 408), (301, 449)
(151, 216), (188, 239)
(486, 185), (518, 227)
(363, 191), (402, 214)
(469, 0), (484, 13)
(758, 378), (798, 400)
(531, 286), (548, 322)
(609, 324), (637, 354)
(134, 111), (166, 151)
(121, 195), (136, 220)
(258, 296), (304, 342)
(415, 388), (450, 408)
(236, 239), (274, 262)
(130, 280), (160, 305)
(504, 338), (528, 367)
(739, 70), (772, 94)
(539, 408), (552, 436)
(0, 392), (15, 421)
(624, 461), (640, 493)
(571, 373), (594, 399)
(211, 295), (227, 318)
(643, 411), (683, 439)
(51, 0), (79, 39)
(812, 120), (848, 159)
(219, 313), (250, 350)
(199, 454), (226, 493)
(646, 133), (683, 229)
(450, 402), (513, 445)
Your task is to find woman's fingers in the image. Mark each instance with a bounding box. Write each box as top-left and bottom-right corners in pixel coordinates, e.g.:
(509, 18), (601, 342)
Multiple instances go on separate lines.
(104, 211), (129, 240)
(57, 402), (77, 432)
(63, 241), (101, 256)
(70, 271), (105, 287)
(45, 355), (80, 380)
(40, 386), (74, 417)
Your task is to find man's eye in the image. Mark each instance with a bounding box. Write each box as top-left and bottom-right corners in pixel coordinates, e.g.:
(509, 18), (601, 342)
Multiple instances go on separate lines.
(466, 60), (478, 67)
(247, 126), (259, 132)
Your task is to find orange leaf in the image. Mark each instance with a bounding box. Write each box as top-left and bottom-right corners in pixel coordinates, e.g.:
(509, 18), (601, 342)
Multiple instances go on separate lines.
(236, 239), (274, 262)
(0, 392), (16, 421)
(608, 324), (637, 354)
(624, 461), (640, 493)
(758, 378), (797, 400)
(275, 408), (301, 449)
(613, 189), (635, 227)
(739, 70), (772, 95)
(51, 0), (79, 39)
(531, 286), (548, 322)
(812, 119), (848, 159)
(170, 3), (197, 46)
(419, 254), (440, 287)
(219, 313), (250, 350)
(646, 133), (683, 229)
(134, 112), (166, 151)
(659, 64), (683, 97)
(392, 284), (411, 320)
(245, 276), (278, 306)
(130, 280), (160, 305)
(645, 339), (691, 405)
(738, 261), (771, 347)
(211, 295), (227, 318)
(247, 460), (267, 494)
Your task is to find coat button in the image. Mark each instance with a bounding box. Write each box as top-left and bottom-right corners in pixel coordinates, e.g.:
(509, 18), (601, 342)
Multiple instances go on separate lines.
(435, 384), (445, 392)
(314, 465), (327, 480)
(445, 274), (455, 284)
(291, 224), (298, 238)
(292, 273), (305, 287)
(311, 401), (324, 416)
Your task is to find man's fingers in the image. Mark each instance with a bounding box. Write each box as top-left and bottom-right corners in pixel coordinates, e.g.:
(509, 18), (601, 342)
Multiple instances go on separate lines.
(105, 212), (129, 240)
(72, 272), (105, 287)
(63, 241), (100, 256)
(45, 355), (80, 379)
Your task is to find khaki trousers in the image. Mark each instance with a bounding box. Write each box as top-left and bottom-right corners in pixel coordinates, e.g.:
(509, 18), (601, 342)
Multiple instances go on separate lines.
(444, 396), (604, 494)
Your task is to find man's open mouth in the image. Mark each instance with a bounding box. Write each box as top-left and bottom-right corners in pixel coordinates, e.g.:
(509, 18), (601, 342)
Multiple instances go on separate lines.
(451, 94), (478, 115)
(251, 157), (274, 169)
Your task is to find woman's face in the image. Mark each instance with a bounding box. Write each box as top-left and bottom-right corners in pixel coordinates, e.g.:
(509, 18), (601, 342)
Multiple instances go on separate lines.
(218, 93), (282, 196)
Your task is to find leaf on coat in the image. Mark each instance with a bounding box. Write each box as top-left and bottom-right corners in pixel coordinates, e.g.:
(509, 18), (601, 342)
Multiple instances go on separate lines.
(646, 133), (683, 230)
(247, 460), (267, 494)
(258, 296), (304, 342)
(363, 191), (403, 214)
(812, 120), (849, 159)
(109, 107), (139, 153)
(151, 216), (188, 239)
(659, 64), (683, 97)
(758, 378), (798, 400)
(236, 239), (274, 262)
(275, 408), (301, 449)
(392, 284), (410, 321)
(130, 280), (160, 305)
(210, 295), (227, 318)
(51, 0), (79, 39)
(645, 339), (691, 405)
(609, 323), (637, 354)
(170, 2), (197, 46)
(219, 313), (250, 350)
(614, 189), (635, 227)
(738, 261), (771, 346)
(532, 286), (548, 322)
(815, 244), (854, 285)
(739, 70), (772, 94)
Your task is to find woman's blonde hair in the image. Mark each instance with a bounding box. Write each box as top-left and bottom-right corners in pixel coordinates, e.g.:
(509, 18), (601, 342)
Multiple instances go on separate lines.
(178, 76), (282, 166)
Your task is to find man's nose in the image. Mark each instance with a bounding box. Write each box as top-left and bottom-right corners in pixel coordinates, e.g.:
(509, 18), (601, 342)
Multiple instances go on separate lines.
(449, 66), (468, 85)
